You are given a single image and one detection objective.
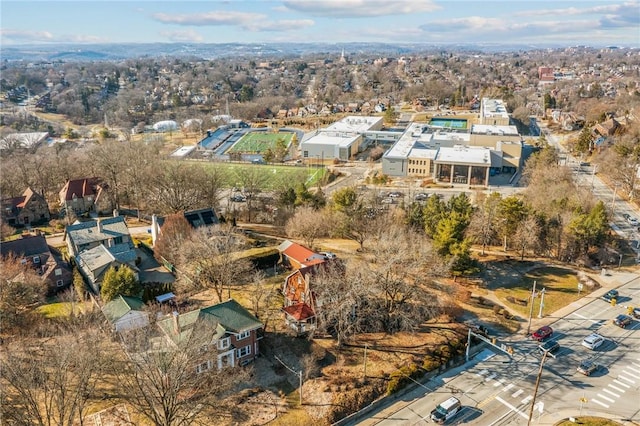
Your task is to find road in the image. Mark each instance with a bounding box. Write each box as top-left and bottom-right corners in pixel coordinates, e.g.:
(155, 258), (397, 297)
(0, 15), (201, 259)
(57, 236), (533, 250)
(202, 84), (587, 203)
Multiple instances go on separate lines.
(352, 274), (640, 425)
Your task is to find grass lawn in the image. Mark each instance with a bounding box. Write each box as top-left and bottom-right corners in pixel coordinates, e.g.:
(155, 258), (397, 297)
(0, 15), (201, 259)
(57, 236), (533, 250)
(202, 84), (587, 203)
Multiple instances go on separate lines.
(196, 161), (328, 189)
(493, 266), (584, 317)
(37, 301), (93, 318)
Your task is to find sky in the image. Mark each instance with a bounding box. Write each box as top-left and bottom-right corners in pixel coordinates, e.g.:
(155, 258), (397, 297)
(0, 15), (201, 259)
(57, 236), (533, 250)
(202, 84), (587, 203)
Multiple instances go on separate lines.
(1, 0), (639, 47)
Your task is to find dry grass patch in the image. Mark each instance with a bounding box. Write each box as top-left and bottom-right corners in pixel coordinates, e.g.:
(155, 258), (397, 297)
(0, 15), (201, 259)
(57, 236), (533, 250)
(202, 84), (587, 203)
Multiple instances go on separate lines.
(494, 266), (584, 317)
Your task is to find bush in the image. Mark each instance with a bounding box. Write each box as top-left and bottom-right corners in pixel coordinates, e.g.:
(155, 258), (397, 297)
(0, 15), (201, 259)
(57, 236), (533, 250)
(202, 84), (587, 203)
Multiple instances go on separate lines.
(422, 357), (440, 372)
(386, 363), (423, 395)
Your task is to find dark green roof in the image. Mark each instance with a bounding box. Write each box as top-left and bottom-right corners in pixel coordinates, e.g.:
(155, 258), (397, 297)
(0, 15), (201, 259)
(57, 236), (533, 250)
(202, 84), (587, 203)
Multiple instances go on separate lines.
(102, 295), (145, 323)
(201, 299), (263, 333)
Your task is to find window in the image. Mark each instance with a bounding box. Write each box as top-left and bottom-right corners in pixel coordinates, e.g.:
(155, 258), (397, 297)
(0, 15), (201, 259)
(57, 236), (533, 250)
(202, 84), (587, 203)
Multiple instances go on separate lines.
(33, 256), (40, 264)
(196, 360), (212, 374)
(237, 330), (250, 340)
(218, 337), (231, 350)
(55, 268), (62, 276)
(113, 236), (123, 244)
(237, 345), (251, 358)
(56, 280), (64, 287)
(303, 151), (309, 158)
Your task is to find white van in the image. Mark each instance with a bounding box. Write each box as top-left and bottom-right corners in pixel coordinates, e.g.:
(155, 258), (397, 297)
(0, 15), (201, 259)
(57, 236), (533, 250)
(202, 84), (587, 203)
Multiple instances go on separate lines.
(430, 396), (461, 424)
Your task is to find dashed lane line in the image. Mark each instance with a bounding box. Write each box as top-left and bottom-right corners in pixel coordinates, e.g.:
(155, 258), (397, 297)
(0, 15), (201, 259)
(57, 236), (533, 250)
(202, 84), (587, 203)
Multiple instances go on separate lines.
(502, 383), (515, 393)
(512, 389), (524, 398)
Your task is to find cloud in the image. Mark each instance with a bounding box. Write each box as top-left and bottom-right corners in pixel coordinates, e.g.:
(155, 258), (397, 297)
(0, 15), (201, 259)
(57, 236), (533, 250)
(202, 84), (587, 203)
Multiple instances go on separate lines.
(151, 10), (314, 32)
(282, 0), (440, 17)
(0, 29), (108, 44)
(159, 29), (204, 42)
(1, 29), (54, 42)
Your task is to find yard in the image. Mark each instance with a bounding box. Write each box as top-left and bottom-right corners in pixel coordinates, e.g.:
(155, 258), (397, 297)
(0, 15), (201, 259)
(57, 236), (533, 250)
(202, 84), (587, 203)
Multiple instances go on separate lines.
(196, 161), (328, 189)
(486, 261), (589, 317)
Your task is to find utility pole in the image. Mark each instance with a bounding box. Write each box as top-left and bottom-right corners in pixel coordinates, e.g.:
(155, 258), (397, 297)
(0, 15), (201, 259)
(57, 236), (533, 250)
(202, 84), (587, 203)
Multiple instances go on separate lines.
(528, 350), (548, 426)
(538, 288), (546, 319)
(363, 343), (368, 379)
(274, 355), (303, 405)
(527, 280), (537, 335)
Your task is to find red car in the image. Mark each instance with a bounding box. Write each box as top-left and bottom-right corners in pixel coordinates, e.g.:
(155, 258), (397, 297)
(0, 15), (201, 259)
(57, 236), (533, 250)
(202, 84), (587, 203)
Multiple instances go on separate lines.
(532, 326), (553, 341)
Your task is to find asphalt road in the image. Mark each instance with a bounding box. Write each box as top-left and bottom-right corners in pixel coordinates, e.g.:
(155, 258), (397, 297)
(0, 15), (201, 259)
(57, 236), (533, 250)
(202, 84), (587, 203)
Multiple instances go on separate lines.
(352, 275), (640, 425)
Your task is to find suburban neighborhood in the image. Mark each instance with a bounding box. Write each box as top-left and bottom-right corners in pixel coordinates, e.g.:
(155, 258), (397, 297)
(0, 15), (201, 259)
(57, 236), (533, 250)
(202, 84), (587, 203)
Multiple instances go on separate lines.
(1, 5), (639, 425)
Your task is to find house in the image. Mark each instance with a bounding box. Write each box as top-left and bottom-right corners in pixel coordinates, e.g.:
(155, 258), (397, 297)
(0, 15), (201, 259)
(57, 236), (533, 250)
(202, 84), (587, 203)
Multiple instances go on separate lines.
(59, 177), (113, 216)
(150, 207), (219, 246)
(1, 187), (50, 227)
(65, 215), (133, 258)
(156, 299), (263, 370)
(282, 270), (316, 335)
(0, 232), (72, 294)
(277, 240), (326, 272)
(76, 244), (139, 293)
(594, 118), (621, 138)
(102, 295), (149, 332)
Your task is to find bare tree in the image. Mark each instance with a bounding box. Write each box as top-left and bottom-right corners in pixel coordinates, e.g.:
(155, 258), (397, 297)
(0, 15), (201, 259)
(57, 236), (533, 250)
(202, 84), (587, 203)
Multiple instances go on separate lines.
(114, 320), (250, 426)
(154, 213), (193, 267)
(512, 214), (542, 260)
(178, 225), (253, 302)
(284, 206), (329, 248)
(467, 192), (501, 255)
(1, 327), (107, 426)
(0, 256), (46, 333)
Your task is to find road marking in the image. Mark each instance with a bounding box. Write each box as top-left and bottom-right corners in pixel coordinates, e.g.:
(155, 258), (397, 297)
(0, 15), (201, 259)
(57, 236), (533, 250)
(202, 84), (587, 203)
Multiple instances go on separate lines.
(502, 383), (515, 392)
(628, 366), (640, 373)
(597, 393), (615, 403)
(622, 369), (640, 379)
(618, 375), (635, 384)
(631, 362), (640, 369)
(571, 312), (603, 324)
(521, 395), (533, 404)
(495, 396), (528, 419)
(602, 388), (620, 398)
(608, 384), (626, 393)
(493, 379), (504, 387)
(613, 379), (631, 388)
(485, 373), (497, 382)
(477, 369), (489, 377)
(512, 389), (524, 398)
(592, 399), (610, 408)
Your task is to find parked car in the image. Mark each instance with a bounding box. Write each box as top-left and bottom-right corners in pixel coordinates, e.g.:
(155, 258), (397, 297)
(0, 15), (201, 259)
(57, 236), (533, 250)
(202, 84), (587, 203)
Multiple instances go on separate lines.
(538, 340), (560, 357)
(230, 195), (246, 202)
(623, 213), (631, 220)
(582, 333), (605, 350)
(629, 217), (639, 226)
(613, 314), (632, 328)
(381, 198), (394, 204)
(632, 307), (640, 319)
(602, 289), (619, 302)
(577, 359), (600, 376)
(414, 193), (429, 201)
(532, 325), (553, 341)
(430, 396), (462, 424)
(388, 191), (403, 198)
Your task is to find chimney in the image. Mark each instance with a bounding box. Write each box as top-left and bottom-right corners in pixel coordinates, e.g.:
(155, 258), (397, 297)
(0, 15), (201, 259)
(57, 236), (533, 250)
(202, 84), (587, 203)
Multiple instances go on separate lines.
(172, 311), (180, 333)
(96, 219), (103, 233)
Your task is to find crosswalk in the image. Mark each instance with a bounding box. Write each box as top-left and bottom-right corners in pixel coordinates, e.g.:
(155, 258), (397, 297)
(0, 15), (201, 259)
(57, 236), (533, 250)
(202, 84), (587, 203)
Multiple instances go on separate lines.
(590, 359), (640, 408)
(476, 369), (540, 418)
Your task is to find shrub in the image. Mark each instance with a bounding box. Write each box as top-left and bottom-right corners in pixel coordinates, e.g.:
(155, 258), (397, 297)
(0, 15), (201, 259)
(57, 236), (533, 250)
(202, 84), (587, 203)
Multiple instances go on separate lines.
(493, 305), (502, 315)
(422, 357), (440, 372)
(386, 363), (423, 395)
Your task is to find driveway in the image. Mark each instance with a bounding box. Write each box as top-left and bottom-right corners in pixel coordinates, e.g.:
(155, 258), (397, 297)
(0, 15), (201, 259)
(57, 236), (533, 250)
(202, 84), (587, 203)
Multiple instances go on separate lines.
(136, 248), (175, 284)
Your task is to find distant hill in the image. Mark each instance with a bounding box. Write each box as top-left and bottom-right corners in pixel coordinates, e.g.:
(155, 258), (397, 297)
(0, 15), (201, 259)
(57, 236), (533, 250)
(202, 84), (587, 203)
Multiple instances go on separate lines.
(0, 42), (572, 62)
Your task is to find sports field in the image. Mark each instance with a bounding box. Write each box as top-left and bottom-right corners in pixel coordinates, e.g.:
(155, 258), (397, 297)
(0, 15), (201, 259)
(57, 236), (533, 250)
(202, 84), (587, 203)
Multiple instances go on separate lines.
(429, 118), (468, 129)
(199, 162), (327, 189)
(226, 131), (294, 154)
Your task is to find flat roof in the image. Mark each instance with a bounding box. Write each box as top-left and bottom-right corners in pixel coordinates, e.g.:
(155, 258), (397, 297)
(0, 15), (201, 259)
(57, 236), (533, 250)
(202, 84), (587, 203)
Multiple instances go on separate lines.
(301, 132), (360, 148)
(384, 122), (471, 159)
(471, 124), (519, 136)
(481, 98), (509, 119)
(324, 115), (382, 133)
(170, 145), (196, 157)
(435, 145), (493, 165)
(408, 147), (437, 159)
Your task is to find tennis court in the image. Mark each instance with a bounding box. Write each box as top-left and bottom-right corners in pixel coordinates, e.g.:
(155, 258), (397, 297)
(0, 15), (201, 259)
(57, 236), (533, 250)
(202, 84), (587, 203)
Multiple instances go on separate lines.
(429, 118), (468, 129)
(226, 131), (294, 154)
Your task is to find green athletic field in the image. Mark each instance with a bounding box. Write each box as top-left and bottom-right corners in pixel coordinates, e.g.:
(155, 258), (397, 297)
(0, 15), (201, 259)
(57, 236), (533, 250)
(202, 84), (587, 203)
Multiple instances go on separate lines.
(198, 162), (327, 189)
(226, 131), (294, 154)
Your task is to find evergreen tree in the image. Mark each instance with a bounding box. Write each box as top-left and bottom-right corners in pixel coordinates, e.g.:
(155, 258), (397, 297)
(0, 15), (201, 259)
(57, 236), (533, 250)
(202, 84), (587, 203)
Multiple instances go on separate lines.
(100, 265), (141, 302)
